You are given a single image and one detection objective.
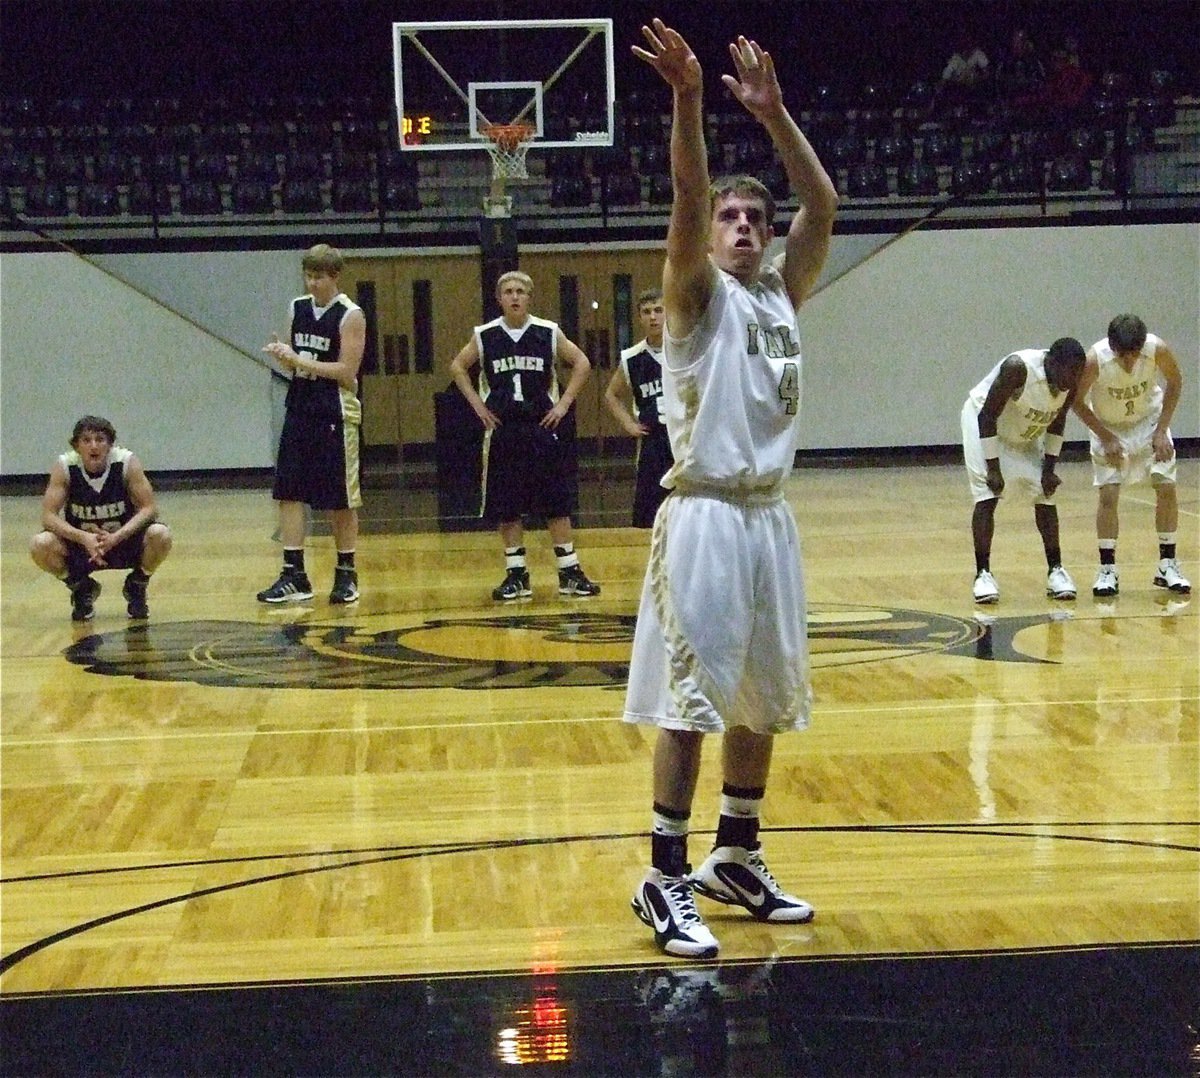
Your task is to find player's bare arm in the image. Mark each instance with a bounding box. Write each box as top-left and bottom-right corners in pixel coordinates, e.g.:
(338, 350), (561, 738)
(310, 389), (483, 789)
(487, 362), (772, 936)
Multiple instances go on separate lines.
(723, 36), (837, 308)
(1040, 396), (1074, 496)
(542, 332), (591, 430)
(1070, 350), (1123, 464)
(262, 308), (365, 391)
(1154, 344), (1183, 460)
(449, 336), (499, 430)
(634, 19), (712, 340)
(40, 460), (109, 564)
(978, 357), (1027, 436)
(978, 358), (1026, 495)
(604, 367), (648, 437)
(40, 462), (80, 542)
(97, 455), (159, 554)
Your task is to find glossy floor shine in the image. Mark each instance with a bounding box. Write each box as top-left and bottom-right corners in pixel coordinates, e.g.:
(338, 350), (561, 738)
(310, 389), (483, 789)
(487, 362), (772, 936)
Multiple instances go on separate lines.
(2, 460), (1197, 1075)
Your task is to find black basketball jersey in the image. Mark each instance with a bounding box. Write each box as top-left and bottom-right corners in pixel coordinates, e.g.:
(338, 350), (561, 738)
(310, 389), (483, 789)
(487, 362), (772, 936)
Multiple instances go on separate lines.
(61, 445), (135, 534)
(284, 293), (363, 422)
(620, 340), (666, 432)
(476, 316), (560, 422)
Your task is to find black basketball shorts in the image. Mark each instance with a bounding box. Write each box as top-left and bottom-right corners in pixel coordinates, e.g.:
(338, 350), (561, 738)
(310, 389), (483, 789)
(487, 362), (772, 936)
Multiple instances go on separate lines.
(482, 420), (574, 523)
(273, 409), (362, 511)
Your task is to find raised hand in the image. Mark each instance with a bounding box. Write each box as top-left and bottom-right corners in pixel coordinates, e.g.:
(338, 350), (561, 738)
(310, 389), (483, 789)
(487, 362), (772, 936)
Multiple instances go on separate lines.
(632, 18), (701, 92)
(721, 36), (783, 120)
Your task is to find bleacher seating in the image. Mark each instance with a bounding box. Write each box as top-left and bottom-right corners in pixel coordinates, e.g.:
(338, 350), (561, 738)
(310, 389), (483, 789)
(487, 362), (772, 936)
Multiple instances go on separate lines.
(179, 179), (222, 214)
(332, 178), (374, 213)
(896, 160), (940, 196)
(1046, 153), (1093, 191)
(22, 182), (68, 216)
(127, 180), (172, 216)
(847, 161), (889, 199)
(280, 178), (324, 213)
(78, 182), (120, 216)
(0, 58), (1193, 227)
(231, 179), (274, 214)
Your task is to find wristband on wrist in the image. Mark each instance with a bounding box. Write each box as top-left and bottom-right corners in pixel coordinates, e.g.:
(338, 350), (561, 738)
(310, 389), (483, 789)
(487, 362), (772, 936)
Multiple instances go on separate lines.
(980, 435), (999, 460)
(1044, 433), (1063, 456)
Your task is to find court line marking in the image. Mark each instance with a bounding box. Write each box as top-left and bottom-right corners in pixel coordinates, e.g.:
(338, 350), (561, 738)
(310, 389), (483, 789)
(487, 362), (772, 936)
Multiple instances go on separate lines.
(3, 823), (1196, 976)
(4, 691), (1196, 746)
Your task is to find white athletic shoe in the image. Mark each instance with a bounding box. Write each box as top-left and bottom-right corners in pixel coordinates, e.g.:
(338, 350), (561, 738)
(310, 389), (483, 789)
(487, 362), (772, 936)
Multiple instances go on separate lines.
(1046, 565), (1077, 600)
(973, 569), (1000, 604)
(1153, 559), (1191, 595)
(631, 868), (719, 959)
(1092, 565), (1119, 597)
(691, 846), (814, 924)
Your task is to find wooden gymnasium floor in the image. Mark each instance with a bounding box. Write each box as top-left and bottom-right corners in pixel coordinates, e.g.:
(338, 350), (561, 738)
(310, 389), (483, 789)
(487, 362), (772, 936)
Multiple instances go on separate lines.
(2, 457), (1197, 1075)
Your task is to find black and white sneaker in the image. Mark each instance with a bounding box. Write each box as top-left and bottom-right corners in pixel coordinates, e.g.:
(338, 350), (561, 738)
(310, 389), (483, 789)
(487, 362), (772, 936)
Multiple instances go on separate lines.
(492, 568), (531, 601)
(691, 846), (814, 924)
(122, 572), (149, 619)
(69, 576), (101, 622)
(1154, 558), (1191, 595)
(256, 570), (314, 604)
(1092, 565), (1119, 597)
(329, 567), (360, 604)
(631, 868), (719, 959)
(558, 565), (600, 597)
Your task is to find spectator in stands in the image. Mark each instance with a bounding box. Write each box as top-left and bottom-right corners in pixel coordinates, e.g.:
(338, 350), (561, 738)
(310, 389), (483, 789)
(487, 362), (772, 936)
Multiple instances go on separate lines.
(1016, 39), (1095, 123)
(995, 27), (1047, 110)
(937, 33), (991, 112)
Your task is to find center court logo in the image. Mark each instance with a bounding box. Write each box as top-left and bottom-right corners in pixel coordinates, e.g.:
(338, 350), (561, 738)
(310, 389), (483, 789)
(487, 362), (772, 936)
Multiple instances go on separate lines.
(63, 605), (1051, 689)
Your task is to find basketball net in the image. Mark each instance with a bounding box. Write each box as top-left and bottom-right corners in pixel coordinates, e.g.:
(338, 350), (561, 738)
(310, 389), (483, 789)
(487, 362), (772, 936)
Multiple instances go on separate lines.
(482, 123), (535, 217)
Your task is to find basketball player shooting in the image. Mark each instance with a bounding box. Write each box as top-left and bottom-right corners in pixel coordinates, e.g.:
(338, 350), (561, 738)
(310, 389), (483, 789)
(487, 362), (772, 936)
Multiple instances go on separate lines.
(624, 18), (839, 959)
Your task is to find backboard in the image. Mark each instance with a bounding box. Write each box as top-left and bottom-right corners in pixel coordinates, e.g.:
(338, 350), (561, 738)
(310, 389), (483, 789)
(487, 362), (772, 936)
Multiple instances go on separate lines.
(392, 19), (615, 153)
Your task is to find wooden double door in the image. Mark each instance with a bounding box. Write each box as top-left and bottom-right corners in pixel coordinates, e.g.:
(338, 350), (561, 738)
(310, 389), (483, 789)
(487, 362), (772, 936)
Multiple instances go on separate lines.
(339, 247), (667, 458)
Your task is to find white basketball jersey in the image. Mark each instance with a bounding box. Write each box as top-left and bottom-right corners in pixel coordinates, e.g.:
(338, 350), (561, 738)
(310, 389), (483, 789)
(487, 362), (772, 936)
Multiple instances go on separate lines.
(661, 266), (802, 492)
(1087, 333), (1164, 427)
(967, 349), (1068, 445)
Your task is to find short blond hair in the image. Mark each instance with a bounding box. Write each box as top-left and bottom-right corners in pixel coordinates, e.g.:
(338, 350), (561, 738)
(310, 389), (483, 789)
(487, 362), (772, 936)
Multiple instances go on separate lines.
(496, 270), (533, 294)
(710, 175), (775, 229)
(302, 243), (344, 276)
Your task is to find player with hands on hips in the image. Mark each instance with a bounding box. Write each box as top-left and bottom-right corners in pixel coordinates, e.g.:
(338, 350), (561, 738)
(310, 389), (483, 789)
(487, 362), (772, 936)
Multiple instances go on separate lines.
(448, 270), (601, 601)
(603, 288), (672, 527)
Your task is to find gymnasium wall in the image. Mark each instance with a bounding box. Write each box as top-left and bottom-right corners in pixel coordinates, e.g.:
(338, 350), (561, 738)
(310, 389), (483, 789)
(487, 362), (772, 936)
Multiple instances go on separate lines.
(0, 222), (1196, 477)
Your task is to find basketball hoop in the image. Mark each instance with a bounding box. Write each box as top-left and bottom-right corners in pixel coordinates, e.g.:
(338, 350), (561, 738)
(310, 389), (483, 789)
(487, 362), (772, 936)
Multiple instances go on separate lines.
(482, 122), (536, 181)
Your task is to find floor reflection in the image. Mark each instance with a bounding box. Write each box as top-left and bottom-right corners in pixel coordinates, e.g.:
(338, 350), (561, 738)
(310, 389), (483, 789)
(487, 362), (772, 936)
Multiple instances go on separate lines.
(5, 944), (1197, 1075)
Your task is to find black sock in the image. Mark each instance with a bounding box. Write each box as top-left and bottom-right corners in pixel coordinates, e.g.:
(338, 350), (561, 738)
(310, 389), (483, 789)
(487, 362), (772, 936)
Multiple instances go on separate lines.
(1046, 547), (1062, 570)
(1099, 547), (1116, 566)
(337, 551), (356, 570)
(1160, 542), (1176, 561)
(651, 801), (689, 876)
(714, 783), (764, 850)
(283, 548), (305, 574)
(127, 567), (150, 583)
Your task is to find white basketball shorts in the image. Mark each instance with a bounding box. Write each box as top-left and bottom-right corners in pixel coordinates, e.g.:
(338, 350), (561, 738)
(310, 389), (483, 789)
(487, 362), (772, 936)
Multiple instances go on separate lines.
(1089, 412), (1176, 487)
(961, 402), (1056, 506)
(622, 491), (813, 735)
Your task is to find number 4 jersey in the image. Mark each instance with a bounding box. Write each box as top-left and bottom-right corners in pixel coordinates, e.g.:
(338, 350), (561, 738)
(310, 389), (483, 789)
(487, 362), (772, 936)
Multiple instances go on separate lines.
(661, 265), (803, 494)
